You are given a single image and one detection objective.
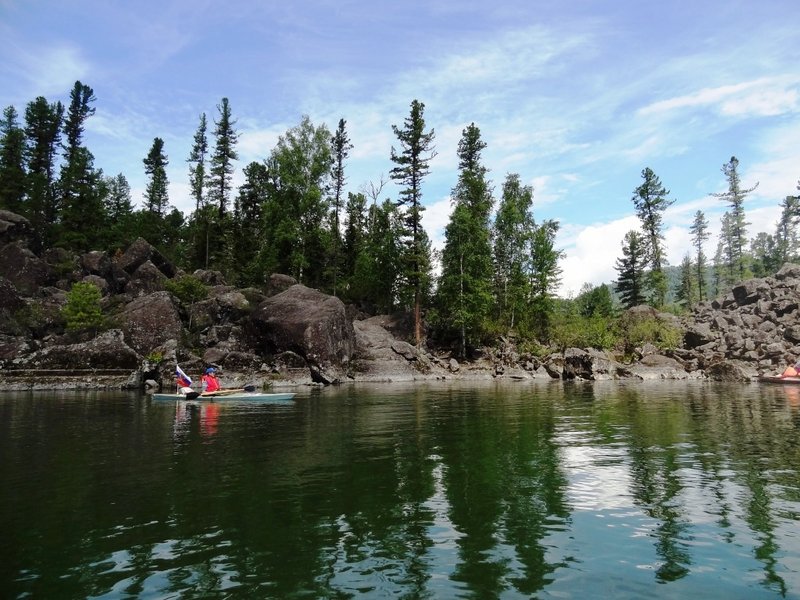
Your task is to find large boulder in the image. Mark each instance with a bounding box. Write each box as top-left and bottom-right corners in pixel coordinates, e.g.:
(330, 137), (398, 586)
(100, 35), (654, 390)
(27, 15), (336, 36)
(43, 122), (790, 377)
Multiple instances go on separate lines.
(10, 328), (139, 370)
(119, 291), (183, 355)
(0, 242), (55, 295)
(0, 210), (36, 248)
(116, 237), (176, 278)
(351, 319), (433, 381)
(124, 260), (168, 296)
(250, 284), (355, 383)
(562, 347), (622, 380)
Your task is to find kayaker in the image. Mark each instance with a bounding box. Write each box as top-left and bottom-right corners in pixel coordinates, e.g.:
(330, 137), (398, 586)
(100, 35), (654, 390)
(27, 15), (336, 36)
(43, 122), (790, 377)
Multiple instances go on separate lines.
(201, 367), (222, 392)
(780, 359), (800, 378)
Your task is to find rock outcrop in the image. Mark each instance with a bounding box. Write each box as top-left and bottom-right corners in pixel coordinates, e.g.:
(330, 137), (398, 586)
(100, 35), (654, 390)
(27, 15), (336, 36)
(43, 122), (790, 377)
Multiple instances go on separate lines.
(250, 284), (356, 384)
(1, 208), (800, 390)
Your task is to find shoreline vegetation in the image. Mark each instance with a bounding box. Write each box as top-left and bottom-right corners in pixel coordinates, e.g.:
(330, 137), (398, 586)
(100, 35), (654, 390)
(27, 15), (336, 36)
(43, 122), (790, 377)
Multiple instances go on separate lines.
(2, 83), (800, 389)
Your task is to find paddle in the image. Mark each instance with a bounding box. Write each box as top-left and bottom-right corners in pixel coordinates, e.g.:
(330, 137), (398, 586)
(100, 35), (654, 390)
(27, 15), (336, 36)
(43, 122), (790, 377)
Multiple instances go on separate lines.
(200, 384), (257, 397)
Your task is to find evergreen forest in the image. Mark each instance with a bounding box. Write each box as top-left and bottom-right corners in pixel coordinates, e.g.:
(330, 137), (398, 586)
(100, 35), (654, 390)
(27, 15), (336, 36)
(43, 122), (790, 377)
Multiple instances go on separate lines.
(2, 81), (799, 358)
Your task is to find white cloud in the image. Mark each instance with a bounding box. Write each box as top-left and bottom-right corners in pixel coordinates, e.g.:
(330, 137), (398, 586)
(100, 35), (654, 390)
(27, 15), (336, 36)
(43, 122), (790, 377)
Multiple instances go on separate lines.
(557, 215), (639, 297)
(639, 76), (800, 118)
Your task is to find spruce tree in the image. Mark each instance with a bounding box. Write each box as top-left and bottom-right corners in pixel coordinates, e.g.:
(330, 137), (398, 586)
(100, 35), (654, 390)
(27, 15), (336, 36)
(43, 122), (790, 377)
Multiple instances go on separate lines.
(631, 167), (673, 306)
(208, 98), (238, 220)
(143, 137), (169, 216)
(712, 156), (757, 281)
(689, 210), (710, 302)
(774, 194), (800, 267)
(330, 118), (352, 296)
(58, 81), (104, 252)
(103, 173), (134, 250)
(233, 161), (268, 285)
(206, 98), (238, 270)
(615, 230), (648, 308)
(675, 253), (696, 309)
(0, 106), (27, 214)
(24, 96), (63, 245)
(187, 113), (210, 269)
(390, 99), (436, 346)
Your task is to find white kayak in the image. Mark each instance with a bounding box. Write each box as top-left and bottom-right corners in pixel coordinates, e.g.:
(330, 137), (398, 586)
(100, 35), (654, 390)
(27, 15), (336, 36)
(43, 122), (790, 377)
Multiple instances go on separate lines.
(151, 391), (296, 401)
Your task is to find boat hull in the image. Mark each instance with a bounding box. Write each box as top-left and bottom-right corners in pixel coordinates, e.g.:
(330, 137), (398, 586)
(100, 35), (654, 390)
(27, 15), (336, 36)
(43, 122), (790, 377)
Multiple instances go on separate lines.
(151, 392), (296, 401)
(759, 376), (800, 385)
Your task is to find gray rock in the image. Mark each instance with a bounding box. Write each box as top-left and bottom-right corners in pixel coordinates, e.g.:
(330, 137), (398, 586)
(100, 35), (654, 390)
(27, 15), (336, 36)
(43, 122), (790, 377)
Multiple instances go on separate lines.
(119, 291), (182, 355)
(250, 284), (355, 384)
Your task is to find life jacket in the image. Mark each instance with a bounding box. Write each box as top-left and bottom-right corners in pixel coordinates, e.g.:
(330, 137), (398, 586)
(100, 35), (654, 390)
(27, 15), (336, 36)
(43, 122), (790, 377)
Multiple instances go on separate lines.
(201, 374), (221, 392)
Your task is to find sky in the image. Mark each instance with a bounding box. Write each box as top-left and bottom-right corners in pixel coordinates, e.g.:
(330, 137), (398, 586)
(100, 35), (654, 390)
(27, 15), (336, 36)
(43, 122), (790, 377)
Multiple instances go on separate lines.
(2, 0), (799, 296)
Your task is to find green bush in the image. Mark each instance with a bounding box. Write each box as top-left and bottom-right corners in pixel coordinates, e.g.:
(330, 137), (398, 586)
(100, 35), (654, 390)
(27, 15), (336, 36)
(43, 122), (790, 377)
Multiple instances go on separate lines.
(617, 313), (682, 357)
(165, 275), (208, 305)
(61, 282), (104, 332)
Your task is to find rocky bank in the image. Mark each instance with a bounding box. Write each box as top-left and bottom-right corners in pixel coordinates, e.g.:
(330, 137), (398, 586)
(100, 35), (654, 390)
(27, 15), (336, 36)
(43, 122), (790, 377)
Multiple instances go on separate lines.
(0, 209), (796, 391)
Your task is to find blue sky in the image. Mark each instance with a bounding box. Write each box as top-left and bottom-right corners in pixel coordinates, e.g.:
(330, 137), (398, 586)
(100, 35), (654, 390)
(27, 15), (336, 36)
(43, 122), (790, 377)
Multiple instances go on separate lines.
(2, 0), (799, 296)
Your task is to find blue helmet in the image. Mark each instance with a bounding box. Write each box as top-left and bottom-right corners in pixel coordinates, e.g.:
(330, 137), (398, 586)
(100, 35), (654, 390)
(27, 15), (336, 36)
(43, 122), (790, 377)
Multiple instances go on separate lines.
(206, 367), (216, 374)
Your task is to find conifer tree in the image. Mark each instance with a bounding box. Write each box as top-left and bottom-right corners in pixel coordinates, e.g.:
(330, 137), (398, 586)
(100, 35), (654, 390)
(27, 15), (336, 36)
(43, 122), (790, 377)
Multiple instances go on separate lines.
(58, 81), (105, 252)
(615, 230), (648, 308)
(330, 118), (352, 296)
(187, 113), (210, 268)
(675, 253), (696, 308)
(103, 173), (134, 250)
(341, 190), (368, 299)
(232, 161), (268, 285)
(631, 167), (673, 306)
(712, 156), (757, 281)
(436, 123), (493, 356)
(0, 106), (27, 214)
(208, 99), (238, 220)
(143, 137), (169, 216)
(205, 98), (238, 270)
(689, 210), (709, 302)
(390, 99), (436, 346)
(773, 194), (800, 266)
(24, 96), (63, 245)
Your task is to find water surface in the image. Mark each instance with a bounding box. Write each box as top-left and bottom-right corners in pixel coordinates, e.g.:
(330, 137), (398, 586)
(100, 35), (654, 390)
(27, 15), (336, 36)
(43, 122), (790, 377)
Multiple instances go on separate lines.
(1, 381), (799, 598)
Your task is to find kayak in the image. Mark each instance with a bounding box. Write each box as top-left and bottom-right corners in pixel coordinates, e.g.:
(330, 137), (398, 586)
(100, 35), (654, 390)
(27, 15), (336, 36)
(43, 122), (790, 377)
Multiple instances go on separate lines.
(758, 376), (800, 385)
(151, 391), (296, 401)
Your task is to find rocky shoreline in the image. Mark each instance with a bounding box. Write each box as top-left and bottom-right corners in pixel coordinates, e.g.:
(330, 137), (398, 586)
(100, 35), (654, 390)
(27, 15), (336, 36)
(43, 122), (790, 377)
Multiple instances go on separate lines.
(0, 209), (796, 391)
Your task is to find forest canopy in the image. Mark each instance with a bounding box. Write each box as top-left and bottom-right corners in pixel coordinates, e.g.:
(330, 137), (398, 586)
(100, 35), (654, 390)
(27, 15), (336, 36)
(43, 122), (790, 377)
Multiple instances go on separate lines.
(1, 81), (798, 356)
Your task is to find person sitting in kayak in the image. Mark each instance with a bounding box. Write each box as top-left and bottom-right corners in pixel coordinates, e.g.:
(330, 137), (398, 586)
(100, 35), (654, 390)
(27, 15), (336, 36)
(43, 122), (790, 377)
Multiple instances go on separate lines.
(201, 367), (222, 392)
(781, 359), (800, 378)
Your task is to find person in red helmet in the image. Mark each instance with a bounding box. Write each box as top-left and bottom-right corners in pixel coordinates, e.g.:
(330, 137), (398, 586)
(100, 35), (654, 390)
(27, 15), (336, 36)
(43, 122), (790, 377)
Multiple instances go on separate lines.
(200, 367), (221, 392)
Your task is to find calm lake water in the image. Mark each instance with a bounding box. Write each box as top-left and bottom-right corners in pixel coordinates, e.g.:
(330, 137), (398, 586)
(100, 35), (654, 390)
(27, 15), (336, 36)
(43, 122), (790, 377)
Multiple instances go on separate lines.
(1, 381), (800, 599)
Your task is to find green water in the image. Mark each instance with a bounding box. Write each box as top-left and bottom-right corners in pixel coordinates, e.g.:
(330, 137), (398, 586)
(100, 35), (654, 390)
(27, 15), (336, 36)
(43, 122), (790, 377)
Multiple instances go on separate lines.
(1, 381), (799, 599)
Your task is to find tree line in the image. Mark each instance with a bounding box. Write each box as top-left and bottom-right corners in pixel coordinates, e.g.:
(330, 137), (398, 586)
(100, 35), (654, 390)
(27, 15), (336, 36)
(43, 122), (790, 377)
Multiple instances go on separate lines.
(1, 81), (798, 357)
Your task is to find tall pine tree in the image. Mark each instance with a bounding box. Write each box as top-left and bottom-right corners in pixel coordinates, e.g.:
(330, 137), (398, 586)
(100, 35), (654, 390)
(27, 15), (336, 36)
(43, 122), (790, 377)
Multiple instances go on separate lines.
(689, 210), (709, 302)
(143, 137), (169, 216)
(58, 81), (104, 252)
(712, 156), (757, 281)
(0, 106), (27, 214)
(330, 118), (352, 296)
(390, 99), (436, 346)
(24, 96), (63, 246)
(631, 167), (673, 306)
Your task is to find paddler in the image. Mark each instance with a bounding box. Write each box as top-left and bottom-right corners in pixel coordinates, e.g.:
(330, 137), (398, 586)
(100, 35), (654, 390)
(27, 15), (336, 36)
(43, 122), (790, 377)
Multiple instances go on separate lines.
(200, 367), (222, 392)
